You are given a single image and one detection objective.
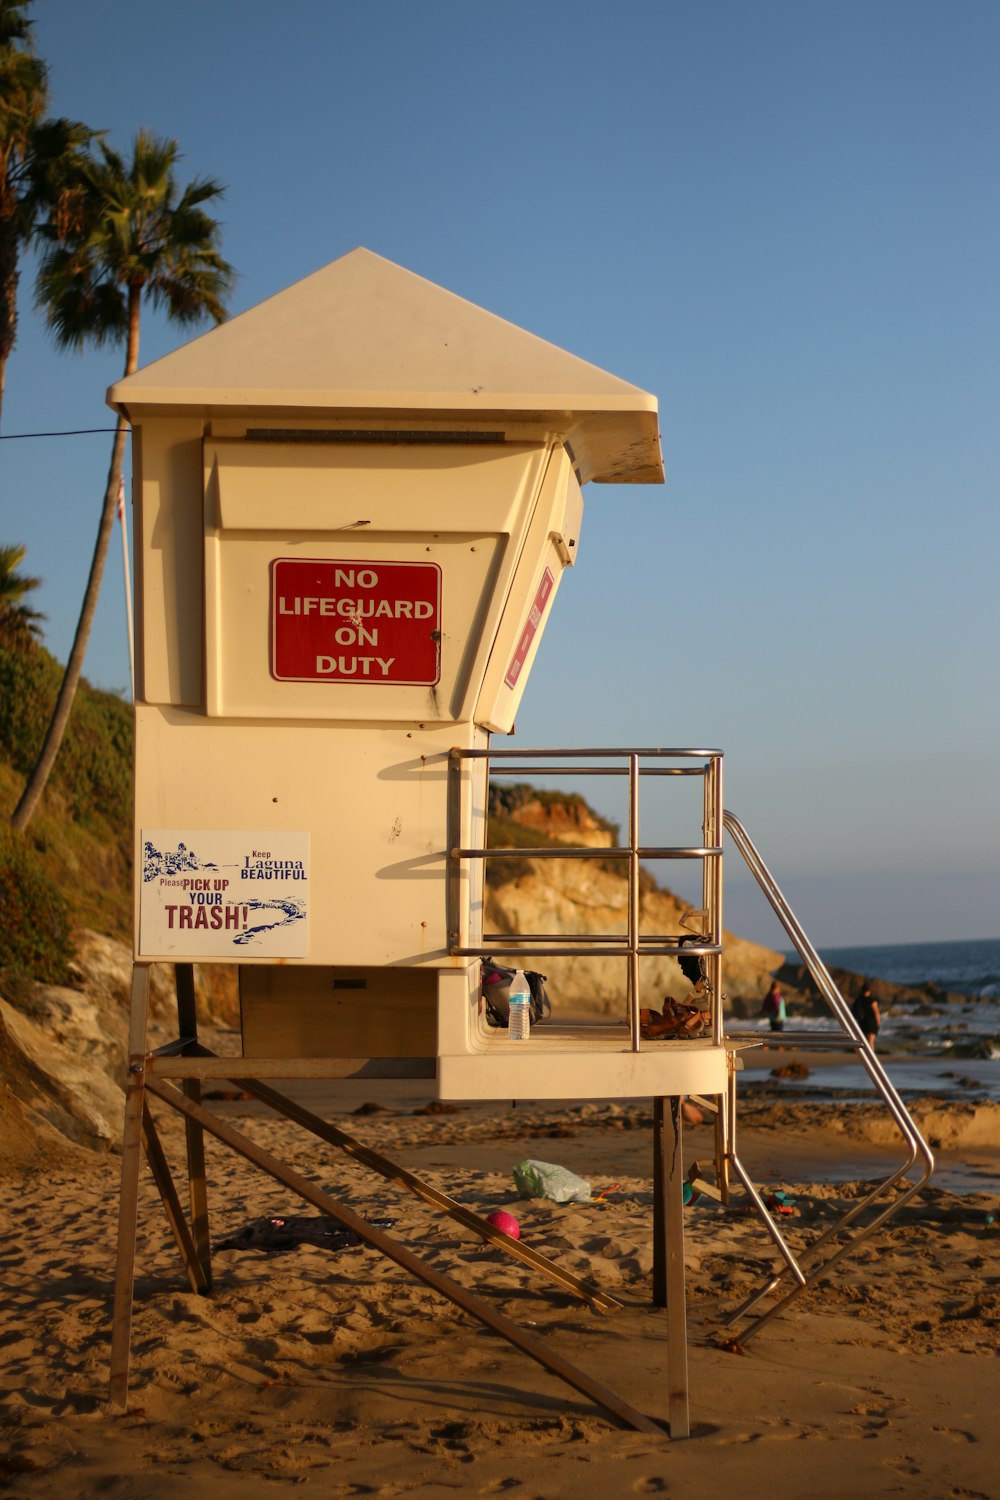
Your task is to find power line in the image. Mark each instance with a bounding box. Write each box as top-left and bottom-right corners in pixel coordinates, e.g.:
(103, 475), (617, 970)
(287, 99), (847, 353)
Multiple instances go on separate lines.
(0, 427), (123, 439)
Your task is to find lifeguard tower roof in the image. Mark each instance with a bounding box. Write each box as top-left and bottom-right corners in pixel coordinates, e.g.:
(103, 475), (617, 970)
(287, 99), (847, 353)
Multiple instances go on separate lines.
(108, 247), (663, 486)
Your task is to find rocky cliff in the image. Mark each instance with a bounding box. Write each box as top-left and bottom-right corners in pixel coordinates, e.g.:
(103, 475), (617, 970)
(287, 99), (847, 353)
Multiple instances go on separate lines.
(484, 786), (784, 1015)
(0, 932), (230, 1168)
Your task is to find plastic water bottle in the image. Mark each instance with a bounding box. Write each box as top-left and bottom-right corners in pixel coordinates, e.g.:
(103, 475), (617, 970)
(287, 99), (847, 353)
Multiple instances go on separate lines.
(508, 969), (531, 1041)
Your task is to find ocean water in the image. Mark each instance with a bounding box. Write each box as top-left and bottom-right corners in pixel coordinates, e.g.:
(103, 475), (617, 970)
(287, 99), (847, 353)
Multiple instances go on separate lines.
(817, 937), (1000, 999)
(743, 936), (1000, 1107)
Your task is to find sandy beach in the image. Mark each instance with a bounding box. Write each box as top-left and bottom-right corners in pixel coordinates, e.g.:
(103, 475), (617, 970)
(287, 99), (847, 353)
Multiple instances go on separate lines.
(1, 1062), (997, 1500)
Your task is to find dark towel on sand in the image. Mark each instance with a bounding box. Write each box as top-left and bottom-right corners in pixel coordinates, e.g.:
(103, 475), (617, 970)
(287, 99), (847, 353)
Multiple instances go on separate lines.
(216, 1213), (395, 1254)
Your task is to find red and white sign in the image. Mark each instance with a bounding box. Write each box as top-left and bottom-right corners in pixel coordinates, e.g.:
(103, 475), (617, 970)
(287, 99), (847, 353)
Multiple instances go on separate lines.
(504, 569), (554, 689)
(270, 558), (441, 685)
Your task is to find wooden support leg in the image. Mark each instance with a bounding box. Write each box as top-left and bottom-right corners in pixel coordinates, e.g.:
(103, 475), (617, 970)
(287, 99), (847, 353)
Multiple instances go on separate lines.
(652, 1097), (668, 1309)
(109, 963), (151, 1410)
(141, 1102), (210, 1294)
(235, 1074), (622, 1313)
(175, 963), (212, 1290)
(653, 1096), (690, 1440)
(147, 1076), (663, 1437)
(715, 1085), (731, 1204)
(724, 1051), (739, 1200)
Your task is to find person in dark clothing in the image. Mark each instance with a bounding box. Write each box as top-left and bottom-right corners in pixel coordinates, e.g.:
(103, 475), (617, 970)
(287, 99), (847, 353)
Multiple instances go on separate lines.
(761, 979), (786, 1033)
(851, 985), (881, 1048)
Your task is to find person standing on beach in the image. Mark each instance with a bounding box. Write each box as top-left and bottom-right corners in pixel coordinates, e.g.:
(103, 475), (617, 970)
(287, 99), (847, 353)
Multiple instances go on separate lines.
(851, 985), (881, 1049)
(761, 979), (786, 1033)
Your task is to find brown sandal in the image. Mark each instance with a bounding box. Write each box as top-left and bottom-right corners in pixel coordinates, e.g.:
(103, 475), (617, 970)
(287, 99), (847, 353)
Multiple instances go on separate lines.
(640, 997), (711, 1040)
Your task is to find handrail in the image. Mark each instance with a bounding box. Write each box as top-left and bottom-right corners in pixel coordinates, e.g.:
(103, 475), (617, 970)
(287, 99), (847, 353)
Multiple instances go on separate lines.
(460, 746), (724, 759)
(721, 809), (935, 1340)
(454, 845), (723, 860)
(448, 747), (725, 1048)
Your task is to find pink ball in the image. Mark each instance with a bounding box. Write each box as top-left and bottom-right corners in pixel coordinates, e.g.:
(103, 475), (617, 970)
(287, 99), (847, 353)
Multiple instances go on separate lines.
(485, 1210), (521, 1240)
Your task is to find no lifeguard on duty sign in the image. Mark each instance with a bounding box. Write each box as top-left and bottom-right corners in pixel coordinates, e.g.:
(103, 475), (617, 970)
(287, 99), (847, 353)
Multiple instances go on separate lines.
(270, 557), (442, 685)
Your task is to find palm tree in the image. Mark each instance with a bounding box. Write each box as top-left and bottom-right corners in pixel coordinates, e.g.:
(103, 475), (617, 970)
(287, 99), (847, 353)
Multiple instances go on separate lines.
(0, 541), (44, 649)
(0, 0), (92, 425)
(11, 130), (235, 832)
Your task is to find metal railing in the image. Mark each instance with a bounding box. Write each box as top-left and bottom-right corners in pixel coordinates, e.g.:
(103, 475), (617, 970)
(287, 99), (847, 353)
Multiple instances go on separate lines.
(447, 747), (724, 1049)
(719, 809), (935, 1340)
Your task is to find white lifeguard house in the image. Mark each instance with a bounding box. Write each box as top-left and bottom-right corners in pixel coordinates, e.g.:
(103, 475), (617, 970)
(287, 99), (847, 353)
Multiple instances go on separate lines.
(113, 246), (725, 1105)
(108, 249), (930, 1437)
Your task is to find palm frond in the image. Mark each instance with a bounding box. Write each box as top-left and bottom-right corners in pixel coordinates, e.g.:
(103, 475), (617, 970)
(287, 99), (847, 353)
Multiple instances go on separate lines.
(34, 127), (235, 358)
(0, 2), (37, 48)
(0, 540), (45, 649)
(35, 244), (127, 349)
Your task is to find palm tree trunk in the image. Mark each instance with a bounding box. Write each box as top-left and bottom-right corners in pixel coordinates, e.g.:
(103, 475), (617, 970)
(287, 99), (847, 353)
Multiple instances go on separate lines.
(11, 285), (142, 833)
(0, 226), (18, 432)
(10, 414), (130, 832)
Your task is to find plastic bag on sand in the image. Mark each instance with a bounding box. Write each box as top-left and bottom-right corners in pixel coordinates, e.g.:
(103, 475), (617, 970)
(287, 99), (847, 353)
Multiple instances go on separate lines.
(513, 1159), (592, 1204)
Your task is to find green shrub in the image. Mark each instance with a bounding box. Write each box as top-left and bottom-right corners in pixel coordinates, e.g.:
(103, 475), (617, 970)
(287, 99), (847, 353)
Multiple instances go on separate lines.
(0, 646), (57, 770)
(485, 786), (654, 892)
(485, 811), (561, 890)
(487, 781), (620, 843)
(0, 830), (75, 983)
(0, 644), (133, 829)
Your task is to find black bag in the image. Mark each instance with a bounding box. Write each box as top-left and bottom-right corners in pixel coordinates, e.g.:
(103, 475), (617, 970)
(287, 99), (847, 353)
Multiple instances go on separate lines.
(677, 935), (708, 987)
(481, 959), (551, 1027)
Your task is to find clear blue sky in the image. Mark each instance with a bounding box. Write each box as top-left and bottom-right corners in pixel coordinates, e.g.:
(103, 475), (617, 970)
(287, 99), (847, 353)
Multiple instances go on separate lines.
(4, 0), (998, 948)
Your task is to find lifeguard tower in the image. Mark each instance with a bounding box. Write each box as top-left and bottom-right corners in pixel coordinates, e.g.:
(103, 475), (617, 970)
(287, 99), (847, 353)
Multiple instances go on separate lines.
(109, 249), (932, 1437)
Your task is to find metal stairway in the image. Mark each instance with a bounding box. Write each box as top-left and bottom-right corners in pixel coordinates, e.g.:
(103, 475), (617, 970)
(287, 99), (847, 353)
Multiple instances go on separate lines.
(715, 809), (934, 1340)
(448, 745), (935, 1337)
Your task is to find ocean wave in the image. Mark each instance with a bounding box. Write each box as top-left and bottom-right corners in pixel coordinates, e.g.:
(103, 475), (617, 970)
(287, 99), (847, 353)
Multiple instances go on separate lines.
(818, 939), (1000, 998)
